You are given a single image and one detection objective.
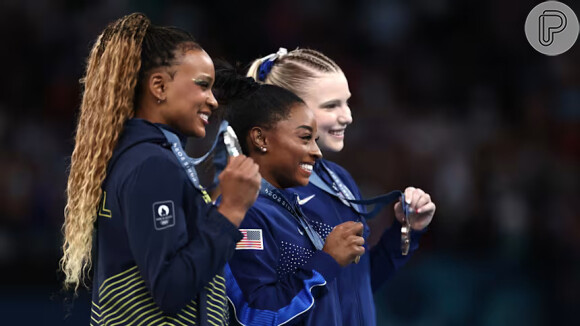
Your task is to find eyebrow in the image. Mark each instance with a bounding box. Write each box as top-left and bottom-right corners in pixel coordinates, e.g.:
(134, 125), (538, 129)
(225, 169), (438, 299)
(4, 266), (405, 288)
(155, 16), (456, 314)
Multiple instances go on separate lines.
(296, 125), (313, 132)
(319, 95), (352, 108)
(194, 73), (214, 81)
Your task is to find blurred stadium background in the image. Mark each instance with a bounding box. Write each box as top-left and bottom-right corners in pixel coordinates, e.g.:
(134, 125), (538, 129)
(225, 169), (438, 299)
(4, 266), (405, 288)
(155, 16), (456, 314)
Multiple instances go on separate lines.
(0, 0), (578, 325)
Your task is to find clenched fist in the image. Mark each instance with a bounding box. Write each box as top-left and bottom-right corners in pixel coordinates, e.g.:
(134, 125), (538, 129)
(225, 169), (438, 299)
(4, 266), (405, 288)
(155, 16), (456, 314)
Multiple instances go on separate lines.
(323, 221), (365, 266)
(217, 155), (261, 226)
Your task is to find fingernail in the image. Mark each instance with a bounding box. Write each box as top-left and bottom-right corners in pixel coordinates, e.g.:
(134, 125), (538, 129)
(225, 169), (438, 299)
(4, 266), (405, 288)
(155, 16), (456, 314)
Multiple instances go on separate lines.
(405, 196), (411, 204)
(408, 207), (414, 213)
(416, 208), (422, 213)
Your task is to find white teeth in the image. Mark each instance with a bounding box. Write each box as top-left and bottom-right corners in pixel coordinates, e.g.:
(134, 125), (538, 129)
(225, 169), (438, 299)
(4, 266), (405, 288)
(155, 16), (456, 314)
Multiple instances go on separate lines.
(329, 129), (345, 136)
(300, 163), (313, 172)
(199, 113), (209, 122)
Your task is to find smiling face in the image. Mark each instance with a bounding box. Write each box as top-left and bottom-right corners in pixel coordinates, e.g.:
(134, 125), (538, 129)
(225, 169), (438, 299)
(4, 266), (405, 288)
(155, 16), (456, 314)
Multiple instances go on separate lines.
(259, 103), (322, 188)
(159, 49), (217, 138)
(301, 72), (352, 152)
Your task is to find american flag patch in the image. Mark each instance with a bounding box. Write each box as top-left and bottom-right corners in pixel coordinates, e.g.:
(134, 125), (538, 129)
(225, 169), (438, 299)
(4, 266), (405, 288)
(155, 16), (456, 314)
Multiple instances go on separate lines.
(236, 229), (263, 250)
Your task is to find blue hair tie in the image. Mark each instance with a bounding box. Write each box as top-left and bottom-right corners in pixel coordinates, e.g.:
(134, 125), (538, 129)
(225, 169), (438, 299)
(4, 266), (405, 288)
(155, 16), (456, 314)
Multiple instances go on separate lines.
(256, 47), (288, 82)
(258, 60), (275, 82)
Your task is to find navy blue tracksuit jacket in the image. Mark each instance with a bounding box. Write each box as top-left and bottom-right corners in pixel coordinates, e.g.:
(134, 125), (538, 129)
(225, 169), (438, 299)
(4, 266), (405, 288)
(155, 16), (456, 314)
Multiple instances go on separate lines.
(91, 118), (241, 325)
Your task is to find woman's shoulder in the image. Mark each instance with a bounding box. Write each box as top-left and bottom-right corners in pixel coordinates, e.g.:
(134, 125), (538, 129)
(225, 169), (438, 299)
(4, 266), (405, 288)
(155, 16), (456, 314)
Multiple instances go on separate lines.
(107, 143), (181, 189)
(247, 196), (284, 218)
(239, 195), (291, 229)
(116, 142), (178, 172)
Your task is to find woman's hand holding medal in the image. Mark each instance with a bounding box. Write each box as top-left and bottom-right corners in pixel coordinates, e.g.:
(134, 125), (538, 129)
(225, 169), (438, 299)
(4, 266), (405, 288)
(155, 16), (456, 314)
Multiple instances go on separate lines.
(394, 187), (436, 231)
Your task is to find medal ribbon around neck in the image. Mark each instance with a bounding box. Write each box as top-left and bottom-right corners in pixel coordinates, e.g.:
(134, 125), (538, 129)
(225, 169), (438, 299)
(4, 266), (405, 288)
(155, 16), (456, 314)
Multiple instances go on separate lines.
(259, 179), (325, 251)
(156, 120), (231, 199)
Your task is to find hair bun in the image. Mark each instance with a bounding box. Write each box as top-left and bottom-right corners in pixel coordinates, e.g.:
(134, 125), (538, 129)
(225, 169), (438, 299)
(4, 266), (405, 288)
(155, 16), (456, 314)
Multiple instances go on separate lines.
(214, 59), (260, 105)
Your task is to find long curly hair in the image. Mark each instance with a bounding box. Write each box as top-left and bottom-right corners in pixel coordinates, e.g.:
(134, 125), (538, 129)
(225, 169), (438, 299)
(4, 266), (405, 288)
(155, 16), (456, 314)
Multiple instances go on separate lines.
(60, 12), (199, 291)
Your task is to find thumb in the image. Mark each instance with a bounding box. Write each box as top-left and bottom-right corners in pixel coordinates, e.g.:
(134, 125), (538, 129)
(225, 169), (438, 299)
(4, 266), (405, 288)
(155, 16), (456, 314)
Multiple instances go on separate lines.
(354, 222), (364, 236)
(393, 202), (405, 224)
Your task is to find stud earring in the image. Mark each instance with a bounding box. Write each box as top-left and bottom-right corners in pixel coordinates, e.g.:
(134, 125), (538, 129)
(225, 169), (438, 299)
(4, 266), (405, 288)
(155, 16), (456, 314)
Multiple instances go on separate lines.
(261, 147), (267, 152)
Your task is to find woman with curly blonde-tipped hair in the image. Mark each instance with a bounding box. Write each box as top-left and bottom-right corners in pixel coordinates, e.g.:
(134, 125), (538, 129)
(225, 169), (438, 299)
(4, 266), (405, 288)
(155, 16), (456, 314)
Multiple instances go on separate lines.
(61, 13), (260, 325)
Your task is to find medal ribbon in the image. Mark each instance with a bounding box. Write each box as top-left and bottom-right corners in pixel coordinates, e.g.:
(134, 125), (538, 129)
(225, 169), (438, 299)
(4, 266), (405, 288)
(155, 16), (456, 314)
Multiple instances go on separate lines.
(310, 160), (412, 254)
(156, 120), (230, 193)
(260, 179), (325, 250)
(309, 160), (409, 219)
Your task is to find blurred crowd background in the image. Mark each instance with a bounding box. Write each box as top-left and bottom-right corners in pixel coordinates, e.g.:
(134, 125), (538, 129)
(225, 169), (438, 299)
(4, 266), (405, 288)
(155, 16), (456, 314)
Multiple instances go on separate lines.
(0, 0), (578, 325)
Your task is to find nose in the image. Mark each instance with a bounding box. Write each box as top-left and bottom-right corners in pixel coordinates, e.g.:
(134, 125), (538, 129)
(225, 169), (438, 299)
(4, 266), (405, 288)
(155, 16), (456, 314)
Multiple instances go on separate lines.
(310, 139), (323, 160)
(207, 91), (218, 110)
(337, 105), (353, 126)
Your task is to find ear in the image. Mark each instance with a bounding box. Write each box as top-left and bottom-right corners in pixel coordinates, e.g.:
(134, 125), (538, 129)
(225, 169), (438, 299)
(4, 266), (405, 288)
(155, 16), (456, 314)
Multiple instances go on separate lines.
(249, 127), (268, 152)
(148, 72), (167, 102)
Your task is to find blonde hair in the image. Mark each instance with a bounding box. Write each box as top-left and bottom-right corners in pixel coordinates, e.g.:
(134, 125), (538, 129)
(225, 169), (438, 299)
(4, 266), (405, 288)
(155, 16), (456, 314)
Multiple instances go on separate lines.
(60, 13), (150, 291)
(246, 48), (341, 99)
